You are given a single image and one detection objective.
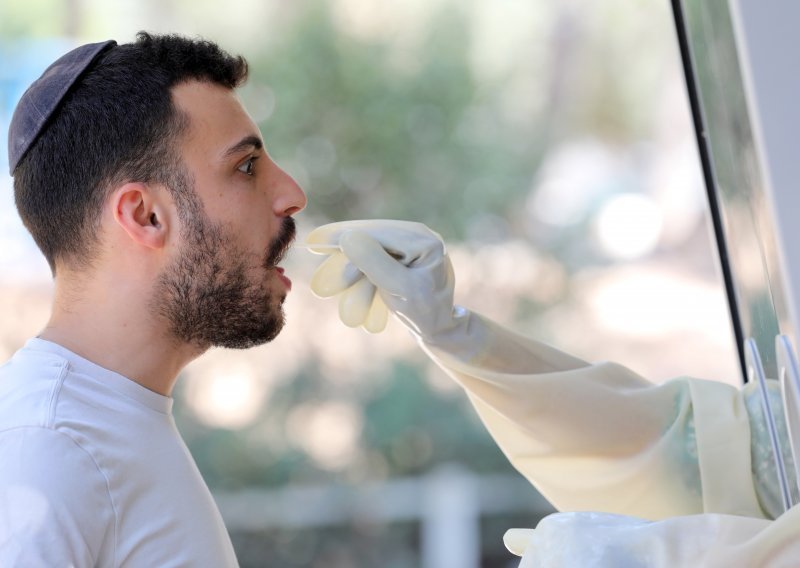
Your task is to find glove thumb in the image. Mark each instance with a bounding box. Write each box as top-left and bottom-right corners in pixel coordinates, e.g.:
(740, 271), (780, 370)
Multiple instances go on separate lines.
(503, 528), (536, 556)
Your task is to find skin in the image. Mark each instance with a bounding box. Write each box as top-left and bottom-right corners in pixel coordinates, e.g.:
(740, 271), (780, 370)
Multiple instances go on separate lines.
(38, 80), (307, 396)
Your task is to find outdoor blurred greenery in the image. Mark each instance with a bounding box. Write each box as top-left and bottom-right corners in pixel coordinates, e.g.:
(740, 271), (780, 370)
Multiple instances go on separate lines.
(0, 1), (740, 566)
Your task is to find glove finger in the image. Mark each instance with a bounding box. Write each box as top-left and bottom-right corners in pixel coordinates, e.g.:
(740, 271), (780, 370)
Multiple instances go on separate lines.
(307, 220), (429, 245)
(304, 244), (342, 255)
(503, 528), (536, 556)
(363, 294), (389, 333)
(307, 220), (442, 266)
(310, 253), (364, 297)
(339, 231), (409, 296)
(306, 221), (359, 246)
(338, 278), (376, 328)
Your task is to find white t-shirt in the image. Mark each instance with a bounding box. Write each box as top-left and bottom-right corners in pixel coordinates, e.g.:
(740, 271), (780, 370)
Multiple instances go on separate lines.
(0, 338), (239, 567)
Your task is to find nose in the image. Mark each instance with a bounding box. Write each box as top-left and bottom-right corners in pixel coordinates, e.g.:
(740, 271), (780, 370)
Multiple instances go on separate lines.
(273, 167), (307, 217)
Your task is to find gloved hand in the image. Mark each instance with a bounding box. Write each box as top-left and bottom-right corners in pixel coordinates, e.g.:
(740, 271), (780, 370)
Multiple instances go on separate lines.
(504, 514), (655, 567)
(307, 219), (589, 372)
(503, 510), (783, 568)
(306, 220), (467, 338)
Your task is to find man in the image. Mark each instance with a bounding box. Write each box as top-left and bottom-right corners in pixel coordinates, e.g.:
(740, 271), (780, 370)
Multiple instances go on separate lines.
(1, 33), (305, 565)
(308, 220), (800, 566)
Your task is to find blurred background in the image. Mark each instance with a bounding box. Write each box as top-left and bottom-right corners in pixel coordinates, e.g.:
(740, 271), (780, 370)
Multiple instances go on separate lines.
(0, 0), (741, 566)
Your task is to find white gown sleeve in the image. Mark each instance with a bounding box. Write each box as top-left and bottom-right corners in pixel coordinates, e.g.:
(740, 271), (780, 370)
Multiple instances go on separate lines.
(419, 311), (780, 521)
(421, 313), (800, 564)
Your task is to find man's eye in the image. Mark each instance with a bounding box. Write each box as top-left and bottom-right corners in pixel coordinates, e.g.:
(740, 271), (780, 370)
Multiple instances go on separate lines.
(237, 157), (258, 176)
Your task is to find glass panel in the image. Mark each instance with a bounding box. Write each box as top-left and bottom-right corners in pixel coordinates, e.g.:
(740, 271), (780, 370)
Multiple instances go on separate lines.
(678, 0), (793, 379)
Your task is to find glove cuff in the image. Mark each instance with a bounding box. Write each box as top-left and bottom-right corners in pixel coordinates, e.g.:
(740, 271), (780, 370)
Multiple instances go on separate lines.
(415, 306), (487, 363)
(419, 310), (589, 373)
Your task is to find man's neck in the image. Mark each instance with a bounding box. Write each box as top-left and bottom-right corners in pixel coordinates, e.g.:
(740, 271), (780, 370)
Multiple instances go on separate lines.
(40, 279), (204, 396)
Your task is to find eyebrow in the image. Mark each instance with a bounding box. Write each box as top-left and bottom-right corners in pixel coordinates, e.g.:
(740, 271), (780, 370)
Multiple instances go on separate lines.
(223, 135), (264, 159)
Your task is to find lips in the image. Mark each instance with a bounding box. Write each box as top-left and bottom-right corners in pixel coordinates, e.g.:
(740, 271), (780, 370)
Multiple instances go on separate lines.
(275, 266), (292, 291)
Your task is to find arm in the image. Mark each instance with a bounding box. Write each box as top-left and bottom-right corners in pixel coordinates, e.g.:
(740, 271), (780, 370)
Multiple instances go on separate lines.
(306, 221), (771, 519)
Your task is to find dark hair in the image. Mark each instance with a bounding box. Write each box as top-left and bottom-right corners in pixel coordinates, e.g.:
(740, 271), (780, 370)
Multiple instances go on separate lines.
(13, 32), (249, 274)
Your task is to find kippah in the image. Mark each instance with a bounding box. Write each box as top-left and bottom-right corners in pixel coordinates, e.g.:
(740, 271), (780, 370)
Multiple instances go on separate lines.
(7, 39), (117, 176)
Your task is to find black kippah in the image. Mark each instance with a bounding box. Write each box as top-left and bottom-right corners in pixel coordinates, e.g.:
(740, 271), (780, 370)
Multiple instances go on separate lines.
(7, 39), (116, 176)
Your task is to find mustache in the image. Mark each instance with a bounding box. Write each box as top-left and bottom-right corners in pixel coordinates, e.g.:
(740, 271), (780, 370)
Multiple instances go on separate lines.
(265, 217), (297, 268)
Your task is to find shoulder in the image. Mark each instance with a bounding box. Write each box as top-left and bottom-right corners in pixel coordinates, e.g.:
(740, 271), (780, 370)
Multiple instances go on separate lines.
(0, 427), (114, 565)
(0, 346), (69, 430)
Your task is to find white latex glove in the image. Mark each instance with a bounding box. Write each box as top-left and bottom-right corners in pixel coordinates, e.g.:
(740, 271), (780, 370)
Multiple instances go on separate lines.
(503, 510), (792, 568)
(307, 219), (585, 371)
(504, 514), (657, 568)
(306, 220), (465, 338)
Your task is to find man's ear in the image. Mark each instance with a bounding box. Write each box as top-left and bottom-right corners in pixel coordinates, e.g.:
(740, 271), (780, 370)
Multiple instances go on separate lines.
(111, 183), (170, 250)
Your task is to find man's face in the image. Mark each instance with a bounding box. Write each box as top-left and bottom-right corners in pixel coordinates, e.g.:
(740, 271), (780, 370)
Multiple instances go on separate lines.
(153, 80), (307, 350)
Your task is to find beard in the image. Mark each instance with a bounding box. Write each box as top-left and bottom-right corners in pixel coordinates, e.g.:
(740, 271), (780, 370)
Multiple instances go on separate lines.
(151, 173), (296, 350)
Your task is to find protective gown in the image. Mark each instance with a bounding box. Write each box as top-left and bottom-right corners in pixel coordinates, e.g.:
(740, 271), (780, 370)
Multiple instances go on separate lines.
(422, 313), (800, 565)
(306, 220), (800, 566)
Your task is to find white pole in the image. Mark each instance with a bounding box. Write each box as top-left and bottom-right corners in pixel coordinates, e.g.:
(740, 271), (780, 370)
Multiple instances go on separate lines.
(421, 464), (480, 568)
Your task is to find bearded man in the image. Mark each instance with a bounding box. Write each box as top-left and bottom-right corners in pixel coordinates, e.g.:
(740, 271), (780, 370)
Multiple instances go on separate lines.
(1, 32), (306, 565)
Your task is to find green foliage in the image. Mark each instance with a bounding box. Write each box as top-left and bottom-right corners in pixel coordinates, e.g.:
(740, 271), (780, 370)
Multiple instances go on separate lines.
(182, 358), (511, 489)
(361, 363), (509, 476)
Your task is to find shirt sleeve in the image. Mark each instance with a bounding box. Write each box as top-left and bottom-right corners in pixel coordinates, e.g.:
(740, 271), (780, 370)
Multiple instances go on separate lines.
(0, 427), (114, 566)
(420, 312), (769, 520)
